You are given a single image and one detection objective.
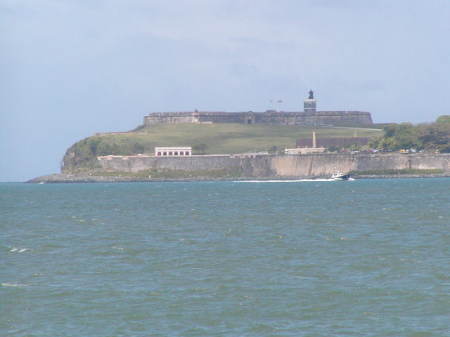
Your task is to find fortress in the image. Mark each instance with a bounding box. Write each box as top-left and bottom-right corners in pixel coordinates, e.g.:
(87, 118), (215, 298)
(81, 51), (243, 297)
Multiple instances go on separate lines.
(144, 91), (373, 127)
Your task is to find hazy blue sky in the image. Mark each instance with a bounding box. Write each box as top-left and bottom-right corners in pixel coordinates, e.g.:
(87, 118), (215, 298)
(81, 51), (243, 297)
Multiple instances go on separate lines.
(1, 0), (450, 181)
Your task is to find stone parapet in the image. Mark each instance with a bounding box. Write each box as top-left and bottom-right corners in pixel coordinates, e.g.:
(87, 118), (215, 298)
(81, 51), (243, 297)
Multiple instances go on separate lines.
(143, 110), (373, 127)
(97, 153), (450, 178)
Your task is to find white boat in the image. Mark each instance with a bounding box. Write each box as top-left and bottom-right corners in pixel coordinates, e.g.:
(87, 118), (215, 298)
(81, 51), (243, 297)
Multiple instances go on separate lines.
(331, 171), (351, 181)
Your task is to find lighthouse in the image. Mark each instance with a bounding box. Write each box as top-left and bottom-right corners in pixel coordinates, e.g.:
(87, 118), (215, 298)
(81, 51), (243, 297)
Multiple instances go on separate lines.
(304, 90), (317, 113)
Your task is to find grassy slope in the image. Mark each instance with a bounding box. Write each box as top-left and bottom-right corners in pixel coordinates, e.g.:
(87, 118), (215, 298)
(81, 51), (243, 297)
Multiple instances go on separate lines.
(63, 124), (382, 171)
(101, 124), (380, 153)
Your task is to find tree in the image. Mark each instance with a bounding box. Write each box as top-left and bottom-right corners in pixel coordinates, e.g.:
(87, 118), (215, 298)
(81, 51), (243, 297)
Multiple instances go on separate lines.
(327, 146), (340, 153)
(268, 146), (278, 154)
(436, 115), (450, 124)
(375, 120), (450, 152)
(132, 143), (145, 154)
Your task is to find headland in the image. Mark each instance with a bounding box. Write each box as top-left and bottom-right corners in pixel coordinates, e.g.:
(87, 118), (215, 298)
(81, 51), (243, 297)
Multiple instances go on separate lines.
(29, 91), (450, 182)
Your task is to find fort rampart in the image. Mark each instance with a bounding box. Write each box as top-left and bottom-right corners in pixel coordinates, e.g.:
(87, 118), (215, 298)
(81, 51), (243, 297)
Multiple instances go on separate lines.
(97, 153), (450, 178)
(143, 111), (373, 127)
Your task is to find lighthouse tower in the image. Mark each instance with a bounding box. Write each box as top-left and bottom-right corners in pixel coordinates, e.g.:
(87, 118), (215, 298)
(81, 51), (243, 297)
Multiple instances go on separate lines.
(304, 90), (317, 113)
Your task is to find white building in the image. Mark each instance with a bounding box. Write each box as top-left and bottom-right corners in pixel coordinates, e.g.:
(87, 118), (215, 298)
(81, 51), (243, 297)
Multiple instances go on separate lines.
(285, 147), (325, 155)
(285, 131), (325, 155)
(230, 152), (269, 158)
(155, 147), (192, 157)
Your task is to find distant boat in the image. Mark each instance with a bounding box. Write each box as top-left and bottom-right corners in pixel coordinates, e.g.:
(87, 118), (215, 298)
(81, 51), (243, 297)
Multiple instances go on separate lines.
(331, 171), (351, 181)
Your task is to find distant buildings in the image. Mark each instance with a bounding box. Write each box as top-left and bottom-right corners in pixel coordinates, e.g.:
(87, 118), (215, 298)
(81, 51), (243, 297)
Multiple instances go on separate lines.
(155, 147), (192, 157)
(303, 90), (317, 113)
(285, 147), (326, 155)
(285, 131), (326, 155)
(296, 137), (370, 148)
(144, 91), (373, 127)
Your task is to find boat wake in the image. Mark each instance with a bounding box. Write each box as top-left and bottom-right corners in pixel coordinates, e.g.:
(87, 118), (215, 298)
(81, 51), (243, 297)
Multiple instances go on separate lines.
(235, 179), (339, 183)
(9, 247), (29, 253)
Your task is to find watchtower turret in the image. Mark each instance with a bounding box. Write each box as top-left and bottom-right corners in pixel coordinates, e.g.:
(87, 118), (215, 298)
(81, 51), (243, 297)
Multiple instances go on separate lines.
(304, 90), (317, 113)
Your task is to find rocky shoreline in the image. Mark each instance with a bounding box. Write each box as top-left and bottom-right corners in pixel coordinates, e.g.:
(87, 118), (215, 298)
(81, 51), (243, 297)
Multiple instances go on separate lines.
(28, 173), (450, 183)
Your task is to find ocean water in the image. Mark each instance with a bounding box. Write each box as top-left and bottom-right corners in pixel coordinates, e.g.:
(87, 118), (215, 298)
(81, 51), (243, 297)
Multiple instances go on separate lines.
(1, 179), (449, 337)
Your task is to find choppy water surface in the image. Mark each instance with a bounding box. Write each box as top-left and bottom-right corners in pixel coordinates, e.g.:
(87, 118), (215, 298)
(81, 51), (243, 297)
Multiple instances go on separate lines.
(1, 179), (449, 337)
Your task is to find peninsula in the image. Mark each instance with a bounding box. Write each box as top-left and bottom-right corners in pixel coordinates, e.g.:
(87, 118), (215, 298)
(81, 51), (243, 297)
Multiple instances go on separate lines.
(30, 92), (450, 182)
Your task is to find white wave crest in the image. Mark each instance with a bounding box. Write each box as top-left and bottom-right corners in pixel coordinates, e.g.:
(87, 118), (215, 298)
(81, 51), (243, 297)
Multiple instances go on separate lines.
(1, 282), (27, 288)
(9, 247), (29, 253)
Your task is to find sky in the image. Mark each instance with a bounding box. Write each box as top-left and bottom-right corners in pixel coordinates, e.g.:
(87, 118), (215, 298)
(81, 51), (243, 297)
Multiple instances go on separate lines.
(1, 0), (450, 181)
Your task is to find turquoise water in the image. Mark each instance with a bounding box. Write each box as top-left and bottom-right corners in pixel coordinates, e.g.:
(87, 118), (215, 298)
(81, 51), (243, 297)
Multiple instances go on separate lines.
(1, 179), (449, 337)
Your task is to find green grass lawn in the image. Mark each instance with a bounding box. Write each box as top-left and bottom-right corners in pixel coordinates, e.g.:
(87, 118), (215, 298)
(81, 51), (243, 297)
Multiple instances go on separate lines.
(99, 124), (381, 154)
(64, 123), (382, 170)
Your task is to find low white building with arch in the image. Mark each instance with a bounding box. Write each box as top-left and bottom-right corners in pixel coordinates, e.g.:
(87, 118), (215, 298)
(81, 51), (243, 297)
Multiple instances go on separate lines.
(155, 147), (192, 157)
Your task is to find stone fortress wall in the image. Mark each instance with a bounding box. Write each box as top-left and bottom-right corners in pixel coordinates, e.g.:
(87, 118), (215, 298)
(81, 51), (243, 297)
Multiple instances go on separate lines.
(144, 111), (373, 127)
(97, 153), (450, 178)
(143, 91), (373, 127)
(100, 90), (450, 178)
